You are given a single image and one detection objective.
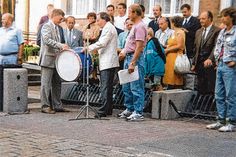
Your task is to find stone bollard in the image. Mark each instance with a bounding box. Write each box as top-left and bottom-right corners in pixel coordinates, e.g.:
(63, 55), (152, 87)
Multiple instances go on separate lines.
(3, 68), (28, 114)
(152, 89), (195, 119)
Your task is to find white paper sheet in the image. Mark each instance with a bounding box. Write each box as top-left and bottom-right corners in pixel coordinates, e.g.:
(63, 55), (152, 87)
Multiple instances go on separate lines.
(118, 66), (139, 85)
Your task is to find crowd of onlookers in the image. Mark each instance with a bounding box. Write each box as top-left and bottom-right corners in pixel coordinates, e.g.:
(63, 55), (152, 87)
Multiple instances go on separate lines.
(0, 3), (236, 131)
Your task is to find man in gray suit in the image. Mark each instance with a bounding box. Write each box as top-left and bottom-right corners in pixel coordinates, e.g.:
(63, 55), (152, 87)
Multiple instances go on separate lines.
(64, 16), (83, 49)
(39, 9), (69, 114)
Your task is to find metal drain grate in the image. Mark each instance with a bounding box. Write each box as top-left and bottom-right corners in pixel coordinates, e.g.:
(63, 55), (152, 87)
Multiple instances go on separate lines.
(62, 83), (152, 112)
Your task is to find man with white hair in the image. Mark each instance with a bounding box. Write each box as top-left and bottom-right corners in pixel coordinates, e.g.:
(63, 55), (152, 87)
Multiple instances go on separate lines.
(155, 17), (174, 48)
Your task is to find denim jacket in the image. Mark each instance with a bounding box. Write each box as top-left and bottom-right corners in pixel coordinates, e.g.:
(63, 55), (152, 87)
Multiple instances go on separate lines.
(214, 25), (236, 62)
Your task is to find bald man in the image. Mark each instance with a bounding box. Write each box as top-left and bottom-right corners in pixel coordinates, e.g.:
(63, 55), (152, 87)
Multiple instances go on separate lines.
(191, 11), (220, 94)
(0, 13), (24, 65)
(148, 5), (171, 33)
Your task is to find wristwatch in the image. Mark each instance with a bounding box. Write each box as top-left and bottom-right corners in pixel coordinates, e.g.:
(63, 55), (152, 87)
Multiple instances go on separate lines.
(130, 62), (136, 66)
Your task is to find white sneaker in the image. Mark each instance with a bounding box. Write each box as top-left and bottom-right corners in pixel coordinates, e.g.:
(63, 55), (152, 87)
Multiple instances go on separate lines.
(206, 122), (224, 130)
(126, 111), (144, 121)
(117, 109), (132, 118)
(218, 124), (235, 132)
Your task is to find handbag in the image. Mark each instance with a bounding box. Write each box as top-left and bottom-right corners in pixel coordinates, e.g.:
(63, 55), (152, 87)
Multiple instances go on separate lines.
(174, 53), (190, 74)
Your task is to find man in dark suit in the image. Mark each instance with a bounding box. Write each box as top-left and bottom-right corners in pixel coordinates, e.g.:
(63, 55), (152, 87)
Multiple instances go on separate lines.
(39, 9), (69, 114)
(191, 11), (220, 94)
(181, 4), (201, 59)
(148, 5), (170, 34)
(64, 16), (83, 49)
(181, 4), (201, 90)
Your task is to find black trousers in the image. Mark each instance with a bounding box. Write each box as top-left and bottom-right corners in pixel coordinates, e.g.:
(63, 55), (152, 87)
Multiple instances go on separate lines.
(196, 64), (216, 95)
(99, 67), (116, 115)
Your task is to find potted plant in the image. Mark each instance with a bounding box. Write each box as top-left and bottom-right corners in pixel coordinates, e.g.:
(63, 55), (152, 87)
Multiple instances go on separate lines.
(24, 40), (40, 64)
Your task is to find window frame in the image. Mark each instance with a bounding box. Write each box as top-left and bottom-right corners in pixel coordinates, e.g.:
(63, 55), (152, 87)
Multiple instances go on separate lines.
(64, 0), (111, 18)
(127, 0), (199, 17)
(220, 0), (233, 10)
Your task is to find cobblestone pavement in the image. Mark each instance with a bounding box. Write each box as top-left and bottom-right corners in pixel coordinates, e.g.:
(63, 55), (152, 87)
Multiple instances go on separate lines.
(1, 107), (236, 157)
(0, 128), (172, 157)
(0, 86), (236, 157)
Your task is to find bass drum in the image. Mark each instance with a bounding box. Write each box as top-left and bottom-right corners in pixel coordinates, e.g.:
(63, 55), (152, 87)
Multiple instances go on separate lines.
(56, 49), (82, 81)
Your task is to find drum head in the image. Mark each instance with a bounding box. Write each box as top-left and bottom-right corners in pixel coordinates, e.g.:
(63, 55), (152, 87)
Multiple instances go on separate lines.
(56, 50), (82, 81)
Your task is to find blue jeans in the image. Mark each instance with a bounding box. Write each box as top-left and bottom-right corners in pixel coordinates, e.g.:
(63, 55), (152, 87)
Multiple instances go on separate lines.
(122, 53), (145, 114)
(215, 60), (236, 124)
(0, 54), (17, 65)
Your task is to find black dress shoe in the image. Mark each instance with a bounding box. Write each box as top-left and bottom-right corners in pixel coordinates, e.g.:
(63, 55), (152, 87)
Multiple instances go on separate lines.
(94, 113), (106, 118)
(54, 108), (70, 112)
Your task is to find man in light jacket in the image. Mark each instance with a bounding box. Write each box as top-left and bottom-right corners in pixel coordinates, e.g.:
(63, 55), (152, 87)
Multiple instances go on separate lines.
(83, 12), (119, 118)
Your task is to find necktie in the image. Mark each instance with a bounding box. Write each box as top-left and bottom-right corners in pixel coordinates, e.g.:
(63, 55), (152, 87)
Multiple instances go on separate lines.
(183, 19), (188, 26)
(155, 17), (159, 25)
(201, 28), (206, 47)
(68, 30), (72, 45)
(55, 26), (60, 42)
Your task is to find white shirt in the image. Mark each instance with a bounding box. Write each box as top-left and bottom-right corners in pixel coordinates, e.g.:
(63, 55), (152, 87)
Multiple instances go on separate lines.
(67, 28), (73, 43)
(155, 27), (174, 46)
(202, 24), (213, 39)
(114, 15), (128, 30)
(183, 16), (192, 25)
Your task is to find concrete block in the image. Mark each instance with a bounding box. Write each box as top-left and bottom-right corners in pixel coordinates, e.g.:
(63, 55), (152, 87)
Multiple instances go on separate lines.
(161, 90), (194, 119)
(152, 89), (195, 119)
(151, 90), (164, 119)
(3, 68), (28, 114)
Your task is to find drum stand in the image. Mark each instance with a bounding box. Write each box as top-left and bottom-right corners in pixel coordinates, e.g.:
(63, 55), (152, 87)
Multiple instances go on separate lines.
(69, 38), (104, 120)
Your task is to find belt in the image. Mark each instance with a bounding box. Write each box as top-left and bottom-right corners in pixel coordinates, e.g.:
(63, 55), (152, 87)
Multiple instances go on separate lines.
(0, 52), (18, 56)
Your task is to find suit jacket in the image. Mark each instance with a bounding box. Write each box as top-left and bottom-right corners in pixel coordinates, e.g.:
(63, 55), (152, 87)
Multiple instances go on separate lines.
(64, 28), (83, 49)
(193, 25), (221, 68)
(88, 22), (119, 71)
(37, 24), (65, 46)
(182, 16), (201, 58)
(39, 21), (64, 68)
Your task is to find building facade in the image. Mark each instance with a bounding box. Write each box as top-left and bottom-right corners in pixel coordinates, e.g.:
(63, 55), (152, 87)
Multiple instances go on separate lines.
(9, 0), (236, 40)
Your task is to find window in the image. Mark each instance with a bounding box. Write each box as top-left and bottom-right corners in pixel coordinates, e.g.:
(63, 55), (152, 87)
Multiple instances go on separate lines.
(175, 0), (193, 14)
(65, 0), (109, 18)
(128, 0), (199, 17)
(153, 0), (171, 14)
(133, 0), (150, 14)
(220, 0), (234, 10)
(234, 0), (236, 7)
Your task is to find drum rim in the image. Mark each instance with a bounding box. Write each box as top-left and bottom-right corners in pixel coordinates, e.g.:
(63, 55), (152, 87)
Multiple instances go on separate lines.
(56, 49), (82, 81)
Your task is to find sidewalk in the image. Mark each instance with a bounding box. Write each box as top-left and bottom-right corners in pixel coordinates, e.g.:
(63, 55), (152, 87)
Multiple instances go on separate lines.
(0, 86), (236, 157)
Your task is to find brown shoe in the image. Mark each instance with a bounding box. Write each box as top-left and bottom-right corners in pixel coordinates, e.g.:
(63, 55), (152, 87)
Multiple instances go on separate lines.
(41, 107), (56, 114)
(54, 108), (70, 112)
